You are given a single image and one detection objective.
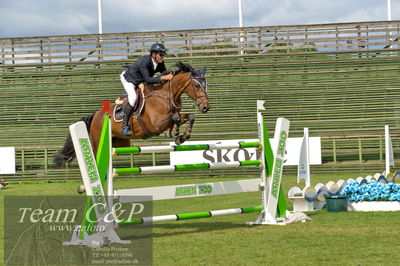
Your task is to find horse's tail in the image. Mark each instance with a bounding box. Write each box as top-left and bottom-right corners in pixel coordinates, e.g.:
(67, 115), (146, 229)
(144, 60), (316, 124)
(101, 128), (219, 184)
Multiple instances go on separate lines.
(53, 113), (95, 167)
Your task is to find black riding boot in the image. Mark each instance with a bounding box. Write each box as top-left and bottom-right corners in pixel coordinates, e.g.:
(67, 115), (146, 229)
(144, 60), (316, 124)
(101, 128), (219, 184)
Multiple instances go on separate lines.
(121, 103), (134, 136)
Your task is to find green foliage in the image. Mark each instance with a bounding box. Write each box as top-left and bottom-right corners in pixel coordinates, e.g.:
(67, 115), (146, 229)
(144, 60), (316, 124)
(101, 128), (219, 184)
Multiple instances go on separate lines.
(174, 38), (243, 57)
(266, 37), (318, 53)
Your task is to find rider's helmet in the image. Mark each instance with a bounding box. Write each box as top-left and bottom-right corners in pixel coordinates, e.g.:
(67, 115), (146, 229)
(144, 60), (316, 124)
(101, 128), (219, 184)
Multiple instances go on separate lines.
(150, 43), (167, 56)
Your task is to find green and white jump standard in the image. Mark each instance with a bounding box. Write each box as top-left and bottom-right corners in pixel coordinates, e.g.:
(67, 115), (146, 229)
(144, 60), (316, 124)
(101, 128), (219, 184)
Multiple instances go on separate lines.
(63, 118), (130, 247)
(65, 100), (291, 247)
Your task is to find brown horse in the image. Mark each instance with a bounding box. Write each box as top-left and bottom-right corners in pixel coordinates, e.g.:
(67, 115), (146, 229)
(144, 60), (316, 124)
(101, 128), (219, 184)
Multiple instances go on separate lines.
(54, 62), (210, 166)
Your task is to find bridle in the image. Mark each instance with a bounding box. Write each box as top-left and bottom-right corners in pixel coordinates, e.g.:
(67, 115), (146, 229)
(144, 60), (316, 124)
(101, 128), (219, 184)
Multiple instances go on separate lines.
(172, 74), (208, 110)
(146, 72), (208, 111)
(185, 75), (208, 105)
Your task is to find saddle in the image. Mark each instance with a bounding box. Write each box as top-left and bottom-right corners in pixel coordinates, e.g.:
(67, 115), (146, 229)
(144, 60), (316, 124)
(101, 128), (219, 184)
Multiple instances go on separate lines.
(113, 87), (144, 122)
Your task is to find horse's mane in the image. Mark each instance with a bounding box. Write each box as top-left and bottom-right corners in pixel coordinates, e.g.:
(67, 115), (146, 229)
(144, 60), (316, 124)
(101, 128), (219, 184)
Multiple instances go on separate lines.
(174, 62), (195, 75)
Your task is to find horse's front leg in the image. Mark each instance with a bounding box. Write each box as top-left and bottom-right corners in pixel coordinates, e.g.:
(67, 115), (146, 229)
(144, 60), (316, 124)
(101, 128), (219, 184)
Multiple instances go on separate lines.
(175, 114), (195, 145)
(170, 113), (181, 137)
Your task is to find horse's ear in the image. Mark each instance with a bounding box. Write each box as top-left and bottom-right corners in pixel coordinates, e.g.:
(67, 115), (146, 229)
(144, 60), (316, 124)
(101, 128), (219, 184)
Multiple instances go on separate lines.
(201, 66), (206, 76)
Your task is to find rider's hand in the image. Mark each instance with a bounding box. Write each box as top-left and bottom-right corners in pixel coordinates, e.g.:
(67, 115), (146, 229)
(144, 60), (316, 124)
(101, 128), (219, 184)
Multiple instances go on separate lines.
(161, 73), (173, 81)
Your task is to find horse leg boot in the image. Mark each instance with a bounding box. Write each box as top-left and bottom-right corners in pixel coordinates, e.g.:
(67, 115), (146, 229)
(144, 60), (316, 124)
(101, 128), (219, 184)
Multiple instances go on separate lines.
(121, 103), (134, 136)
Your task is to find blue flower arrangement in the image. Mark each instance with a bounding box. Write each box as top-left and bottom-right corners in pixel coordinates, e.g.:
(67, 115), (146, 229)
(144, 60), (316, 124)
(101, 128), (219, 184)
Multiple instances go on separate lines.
(340, 180), (400, 202)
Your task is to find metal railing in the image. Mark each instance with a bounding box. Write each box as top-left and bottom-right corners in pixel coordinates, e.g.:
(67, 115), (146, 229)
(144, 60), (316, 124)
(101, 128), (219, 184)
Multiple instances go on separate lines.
(1, 21), (400, 65)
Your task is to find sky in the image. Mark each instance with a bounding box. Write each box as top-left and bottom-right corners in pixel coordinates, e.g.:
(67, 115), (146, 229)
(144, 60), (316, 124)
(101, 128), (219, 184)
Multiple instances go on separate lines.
(0, 0), (399, 38)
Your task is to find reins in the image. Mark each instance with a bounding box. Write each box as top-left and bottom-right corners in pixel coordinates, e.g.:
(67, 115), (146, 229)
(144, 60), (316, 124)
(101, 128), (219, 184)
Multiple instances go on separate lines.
(144, 74), (194, 112)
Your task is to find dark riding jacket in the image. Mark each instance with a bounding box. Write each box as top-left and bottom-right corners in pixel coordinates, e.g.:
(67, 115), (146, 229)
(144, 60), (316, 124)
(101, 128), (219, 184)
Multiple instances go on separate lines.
(123, 55), (166, 86)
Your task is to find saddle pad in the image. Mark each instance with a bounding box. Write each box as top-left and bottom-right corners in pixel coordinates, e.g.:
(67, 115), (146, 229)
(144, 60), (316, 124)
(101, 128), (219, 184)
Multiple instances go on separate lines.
(113, 104), (124, 122)
(112, 88), (145, 123)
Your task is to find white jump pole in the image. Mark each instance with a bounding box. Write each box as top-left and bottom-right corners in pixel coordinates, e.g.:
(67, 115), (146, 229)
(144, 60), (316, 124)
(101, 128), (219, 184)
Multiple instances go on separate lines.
(385, 125), (394, 175)
(298, 128), (311, 187)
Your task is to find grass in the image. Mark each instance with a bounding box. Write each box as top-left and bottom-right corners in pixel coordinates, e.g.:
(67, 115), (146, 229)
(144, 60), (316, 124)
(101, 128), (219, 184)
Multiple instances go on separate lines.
(1, 174), (400, 265)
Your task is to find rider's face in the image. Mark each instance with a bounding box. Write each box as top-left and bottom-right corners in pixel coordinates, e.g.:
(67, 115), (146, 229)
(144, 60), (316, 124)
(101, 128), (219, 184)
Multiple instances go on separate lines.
(153, 53), (165, 64)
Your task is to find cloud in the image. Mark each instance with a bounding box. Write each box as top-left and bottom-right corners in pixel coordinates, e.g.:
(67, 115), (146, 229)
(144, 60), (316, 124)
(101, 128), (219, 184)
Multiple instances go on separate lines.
(0, 0), (97, 37)
(246, 0), (392, 26)
(102, 0), (238, 32)
(0, 0), (399, 38)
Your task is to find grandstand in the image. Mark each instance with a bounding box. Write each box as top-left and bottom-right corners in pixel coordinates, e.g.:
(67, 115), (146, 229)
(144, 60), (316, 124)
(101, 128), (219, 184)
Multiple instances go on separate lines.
(0, 20), (399, 181)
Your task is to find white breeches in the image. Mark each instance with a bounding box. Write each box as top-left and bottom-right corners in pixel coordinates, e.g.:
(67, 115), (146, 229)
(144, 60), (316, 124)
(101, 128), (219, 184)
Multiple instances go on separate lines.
(120, 71), (137, 106)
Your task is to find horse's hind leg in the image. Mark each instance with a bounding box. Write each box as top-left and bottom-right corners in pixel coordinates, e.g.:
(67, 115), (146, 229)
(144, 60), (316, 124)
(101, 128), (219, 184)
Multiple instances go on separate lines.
(89, 112), (105, 156)
(175, 114), (195, 145)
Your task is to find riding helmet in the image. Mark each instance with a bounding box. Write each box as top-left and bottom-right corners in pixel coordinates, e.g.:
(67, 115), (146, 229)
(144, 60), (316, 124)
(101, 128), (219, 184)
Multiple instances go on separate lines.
(150, 43), (167, 56)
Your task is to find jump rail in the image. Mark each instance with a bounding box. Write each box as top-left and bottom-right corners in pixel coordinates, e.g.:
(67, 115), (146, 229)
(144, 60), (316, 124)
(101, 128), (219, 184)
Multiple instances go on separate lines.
(118, 205), (263, 225)
(113, 160), (261, 176)
(112, 141), (261, 155)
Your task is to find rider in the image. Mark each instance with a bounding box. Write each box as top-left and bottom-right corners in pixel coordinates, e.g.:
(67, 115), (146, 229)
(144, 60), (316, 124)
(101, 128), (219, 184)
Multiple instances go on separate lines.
(120, 43), (174, 136)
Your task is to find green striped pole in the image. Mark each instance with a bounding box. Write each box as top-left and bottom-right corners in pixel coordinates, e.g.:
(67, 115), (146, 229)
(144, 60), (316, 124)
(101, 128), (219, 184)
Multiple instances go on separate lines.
(113, 160), (261, 176)
(113, 141), (261, 155)
(118, 205), (262, 225)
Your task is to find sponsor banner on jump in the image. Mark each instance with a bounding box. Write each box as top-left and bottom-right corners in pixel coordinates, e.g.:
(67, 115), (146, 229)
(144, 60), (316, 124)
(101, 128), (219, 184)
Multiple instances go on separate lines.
(170, 138), (321, 166)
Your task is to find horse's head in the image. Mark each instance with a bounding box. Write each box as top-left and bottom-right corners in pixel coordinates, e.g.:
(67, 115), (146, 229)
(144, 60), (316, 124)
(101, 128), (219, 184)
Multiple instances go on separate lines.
(173, 62), (210, 113)
(187, 66), (210, 113)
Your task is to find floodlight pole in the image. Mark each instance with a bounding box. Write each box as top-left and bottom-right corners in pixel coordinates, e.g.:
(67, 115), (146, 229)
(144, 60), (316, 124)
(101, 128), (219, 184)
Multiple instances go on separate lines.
(387, 0), (392, 48)
(98, 0), (103, 34)
(238, 0), (244, 55)
(238, 0), (243, 28)
(97, 0), (103, 60)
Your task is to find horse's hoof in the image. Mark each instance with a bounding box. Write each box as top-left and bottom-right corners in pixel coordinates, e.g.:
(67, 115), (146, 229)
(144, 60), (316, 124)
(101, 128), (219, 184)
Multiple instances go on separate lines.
(77, 184), (86, 194)
(170, 129), (179, 137)
(175, 136), (184, 145)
